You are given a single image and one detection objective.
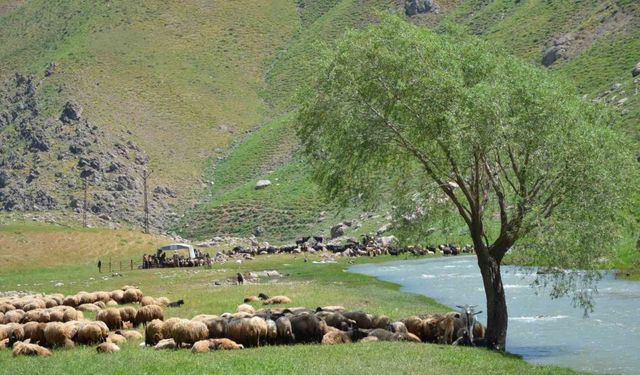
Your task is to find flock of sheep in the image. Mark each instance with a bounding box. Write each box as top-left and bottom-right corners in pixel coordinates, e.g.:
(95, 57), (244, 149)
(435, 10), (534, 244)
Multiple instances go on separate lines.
(0, 286), (486, 358)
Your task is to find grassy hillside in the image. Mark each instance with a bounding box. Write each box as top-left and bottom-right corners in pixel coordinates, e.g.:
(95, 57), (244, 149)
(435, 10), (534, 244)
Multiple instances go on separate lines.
(0, 0), (298, 200)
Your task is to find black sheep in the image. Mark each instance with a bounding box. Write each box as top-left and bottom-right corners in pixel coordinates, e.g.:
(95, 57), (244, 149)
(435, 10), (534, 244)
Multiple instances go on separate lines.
(289, 314), (323, 344)
(168, 299), (184, 308)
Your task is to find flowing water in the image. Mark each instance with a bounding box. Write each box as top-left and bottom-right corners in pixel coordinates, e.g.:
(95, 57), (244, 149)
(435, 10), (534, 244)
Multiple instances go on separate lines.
(349, 257), (640, 374)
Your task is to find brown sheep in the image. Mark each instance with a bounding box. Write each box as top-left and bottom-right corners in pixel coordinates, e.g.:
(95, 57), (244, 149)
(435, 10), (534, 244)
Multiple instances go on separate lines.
(392, 332), (422, 342)
(156, 297), (170, 307)
(145, 319), (164, 346)
(135, 305), (163, 327)
(226, 317), (264, 348)
(161, 317), (182, 339)
(96, 342), (120, 353)
(140, 296), (157, 306)
(77, 304), (101, 313)
(236, 303), (255, 314)
(321, 330), (351, 345)
(43, 298), (59, 308)
(119, 306), (137, 324)
(77, 292), (96, 305)
(22, 309), (50, 323)
(438, 313), (464, 345)
(44, 322), (75, 348)
(107, 333), (127, 345)
(63, 296), (80, 307)
(275, 316), (294, 345)
(192, 315), (226, 339)
(262, 296), (291, 305)
(77, 323), (108, 345)
(4, 309), (25, 324)
(209, 338), (243, 350)
(12, 341), (52, 357)
(110, 290), (125, 304)
(0, 338), (8, 349)
(122, 288), (143, 304)
(372, 315), (390, 329)
(191, 339), (210, 353)
(244, 296), (259, 303)
(0, 303), (16, 313)
(62, 308), (83, 322)
(171, 320), (208, 348)
(23, 300), (46, 311)
(94, 301), (107, 309)
(97, 308), (122, 330)
(0, 312), (4, 323)
(118, 330), (143, 341)
(106, 300), (118, 307)
(0, 323), (25, 343)
(48, 308), (65, 322)
(23, 322), (47, 345)
(95, 292), (111, 303)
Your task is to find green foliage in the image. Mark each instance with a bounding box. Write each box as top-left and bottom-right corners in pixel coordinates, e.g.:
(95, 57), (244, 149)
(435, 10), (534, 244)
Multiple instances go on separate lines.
(296, 15), (638, 311)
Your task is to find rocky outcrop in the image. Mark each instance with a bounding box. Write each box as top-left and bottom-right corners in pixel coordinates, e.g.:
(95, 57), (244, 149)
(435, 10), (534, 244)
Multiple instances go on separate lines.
(405, 0), (439, 16)
(541, 34), (574, 67)
(632, 62), (640, 77)
(0, 71), (175, 229)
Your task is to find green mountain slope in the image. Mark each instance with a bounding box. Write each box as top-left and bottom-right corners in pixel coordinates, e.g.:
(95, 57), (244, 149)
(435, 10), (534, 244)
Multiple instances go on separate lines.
(1, 0), (638, 245)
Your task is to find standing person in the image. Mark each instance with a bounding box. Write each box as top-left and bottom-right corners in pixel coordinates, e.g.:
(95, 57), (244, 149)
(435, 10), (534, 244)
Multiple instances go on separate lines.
(97, 260), (102, 273)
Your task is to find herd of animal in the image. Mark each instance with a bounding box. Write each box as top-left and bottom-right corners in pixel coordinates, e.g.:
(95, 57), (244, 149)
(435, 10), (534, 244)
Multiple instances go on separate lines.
(0, 286), (486, 357)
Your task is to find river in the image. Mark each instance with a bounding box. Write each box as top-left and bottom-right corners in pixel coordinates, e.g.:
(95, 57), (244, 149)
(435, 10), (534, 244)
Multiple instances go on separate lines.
(349, 256), (640, 374)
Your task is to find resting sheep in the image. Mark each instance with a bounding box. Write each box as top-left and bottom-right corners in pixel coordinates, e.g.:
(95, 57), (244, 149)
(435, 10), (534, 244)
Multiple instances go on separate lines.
(119, 306), (137, 325)
(289, 314), (323, 344)
(263, 296), (291, 305)
(154, 338), (176, 350)
(96, 342), (120, 353)
(12, 341), (52, 357)
(236, 303), (256, 315)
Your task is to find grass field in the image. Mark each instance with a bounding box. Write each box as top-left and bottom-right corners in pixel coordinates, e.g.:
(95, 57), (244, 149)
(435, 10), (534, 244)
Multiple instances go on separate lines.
(0, 223), (585, 374)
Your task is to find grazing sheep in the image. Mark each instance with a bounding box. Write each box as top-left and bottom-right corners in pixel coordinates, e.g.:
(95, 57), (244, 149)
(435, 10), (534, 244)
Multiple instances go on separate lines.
(77, 323), (107, 345)
(4, 309), (25, 324)
(122, 288), (143, 304)
(43, 298), (59, 308)
(62, 308), (83, 322)
(171, 320), (208, 348)
(157, 297), (170, 306)
(0, 323), (25, 344)
(94, 301), (107, 309)
(0, 303), (16, 313)
(22, 322), (47, 345)
(263, 296), (291, 305)
(107, 333), (127, 345)
(145, 319), (165, 346)
(12, 341), (52, 357)
(97, 308), (123, 330)
(209, 338), (243, 350)
(44, 322), (75, 348)
(140, 296), (157, 306)
(289, 314), (323, 344)
(63, 296), (79, 307)
(119, 306), (137, 324)
(106, 300), (118, 307)
(191, 340), (210, 353)
(154, 338), (176, 350)
(227, 317), (264, 348)
(236, 303), (256, 315)
(167, 299), (184, 308)
(23, 300), (46, 311)
(135, 305), (163, 327)
(118, 330), (143, 341)
(48, 308), (65, 322)
(95, 292), (112, 303)
(77, 304), (101, 313)
(265, 319), (278, 345)
(343, 311), (373, 329)
(161, 318), (182, 339)
(275, 316), (294, 345)
(0, 312), (4, 323)
(192, 316), (226, 339)
(110, 290), (125, 304)
(22, 309), (50, 323)
(77, 292), (96, 305)
(96, 342), (120, 353)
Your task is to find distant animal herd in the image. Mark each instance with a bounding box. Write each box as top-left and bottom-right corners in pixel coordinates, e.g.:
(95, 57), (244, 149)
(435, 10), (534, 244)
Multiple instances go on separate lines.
(0, 286), (486, 357)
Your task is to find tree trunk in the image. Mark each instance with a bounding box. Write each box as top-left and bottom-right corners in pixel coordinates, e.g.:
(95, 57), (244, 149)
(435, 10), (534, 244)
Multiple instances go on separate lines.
(478, 255), (508, 351)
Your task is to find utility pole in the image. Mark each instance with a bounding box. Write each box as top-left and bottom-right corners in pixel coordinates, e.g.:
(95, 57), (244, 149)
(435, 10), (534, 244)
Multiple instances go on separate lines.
(83, 178), (88, 228)
(141, 169), (152, 234)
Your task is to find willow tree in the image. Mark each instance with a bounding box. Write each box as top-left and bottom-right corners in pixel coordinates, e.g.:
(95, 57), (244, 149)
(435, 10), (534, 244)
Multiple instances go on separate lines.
(296, 16), (636, 350)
